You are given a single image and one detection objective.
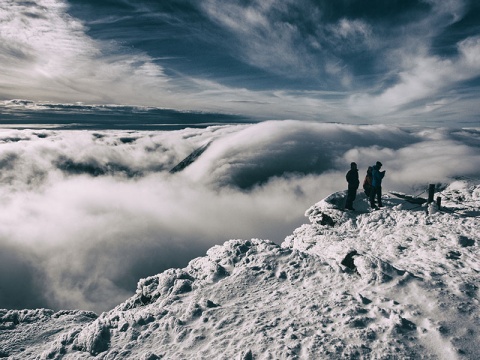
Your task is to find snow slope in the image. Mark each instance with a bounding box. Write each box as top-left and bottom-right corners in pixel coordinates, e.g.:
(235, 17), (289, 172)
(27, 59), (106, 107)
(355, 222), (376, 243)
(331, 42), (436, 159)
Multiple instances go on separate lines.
(1, 182), (479, 359)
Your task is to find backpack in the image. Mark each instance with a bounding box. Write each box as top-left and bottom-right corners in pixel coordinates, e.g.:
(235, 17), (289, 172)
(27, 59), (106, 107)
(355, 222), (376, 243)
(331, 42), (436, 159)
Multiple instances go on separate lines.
(363, 167), (373, 195)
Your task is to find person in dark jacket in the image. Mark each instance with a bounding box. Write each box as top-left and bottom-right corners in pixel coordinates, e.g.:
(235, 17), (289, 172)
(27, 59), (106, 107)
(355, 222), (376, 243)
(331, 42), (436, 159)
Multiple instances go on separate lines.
(345, 162), (359, 210)
(370, 161), (385, 208)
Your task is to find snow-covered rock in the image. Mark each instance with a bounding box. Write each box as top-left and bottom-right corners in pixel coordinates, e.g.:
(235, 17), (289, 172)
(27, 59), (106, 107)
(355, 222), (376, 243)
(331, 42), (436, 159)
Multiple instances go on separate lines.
(1, 183), (479, 359)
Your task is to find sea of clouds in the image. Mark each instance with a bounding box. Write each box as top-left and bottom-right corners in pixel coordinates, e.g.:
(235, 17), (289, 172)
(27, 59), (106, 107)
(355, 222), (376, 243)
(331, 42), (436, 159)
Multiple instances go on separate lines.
(0, 121), (479, 313)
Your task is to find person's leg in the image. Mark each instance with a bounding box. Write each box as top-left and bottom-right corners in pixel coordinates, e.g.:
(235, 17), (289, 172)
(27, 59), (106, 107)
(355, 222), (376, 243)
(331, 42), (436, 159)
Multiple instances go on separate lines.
(377, 186), (383, 207)
(345, 188), (354, 209)
(370, 187), (376, 207)
(349, 188), (356, 209)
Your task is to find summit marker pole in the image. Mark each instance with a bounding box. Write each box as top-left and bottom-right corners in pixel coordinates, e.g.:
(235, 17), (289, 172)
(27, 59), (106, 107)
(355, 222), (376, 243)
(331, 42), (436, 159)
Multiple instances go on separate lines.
(428, 184), (435, 204)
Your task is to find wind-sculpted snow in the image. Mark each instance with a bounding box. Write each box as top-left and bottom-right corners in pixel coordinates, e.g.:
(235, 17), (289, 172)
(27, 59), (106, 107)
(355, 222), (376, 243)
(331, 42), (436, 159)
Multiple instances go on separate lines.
(1, 181), (478, 359)
(0, 309), (97, 359)
(284, 181), (480, 358)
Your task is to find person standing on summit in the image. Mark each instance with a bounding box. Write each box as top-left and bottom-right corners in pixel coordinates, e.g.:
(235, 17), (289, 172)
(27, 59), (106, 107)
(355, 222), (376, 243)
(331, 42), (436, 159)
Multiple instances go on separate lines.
(345, 162), (359, 210)
(370, 161), (386, 208)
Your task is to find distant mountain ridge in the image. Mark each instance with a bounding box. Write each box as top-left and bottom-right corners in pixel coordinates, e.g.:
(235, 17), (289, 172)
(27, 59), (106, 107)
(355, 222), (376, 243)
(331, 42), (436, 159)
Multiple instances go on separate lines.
(170, 141), (212, 174)
(0, 100), (252, 130)
(1, 182), (479, 359)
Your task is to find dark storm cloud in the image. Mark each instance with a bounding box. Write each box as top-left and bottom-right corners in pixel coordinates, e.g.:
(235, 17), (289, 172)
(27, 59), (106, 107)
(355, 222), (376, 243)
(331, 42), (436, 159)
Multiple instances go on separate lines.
(0, 123), (479, 312)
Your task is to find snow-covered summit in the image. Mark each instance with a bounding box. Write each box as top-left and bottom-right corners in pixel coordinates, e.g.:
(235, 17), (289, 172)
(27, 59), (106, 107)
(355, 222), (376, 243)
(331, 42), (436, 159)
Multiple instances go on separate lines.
(1, 183), (479, 359)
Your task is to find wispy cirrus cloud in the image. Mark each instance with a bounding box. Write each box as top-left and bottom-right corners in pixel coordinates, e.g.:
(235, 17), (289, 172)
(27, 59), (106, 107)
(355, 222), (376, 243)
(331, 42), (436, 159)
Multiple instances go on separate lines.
(196, 0), (479, 124)
(345, 0), (480, 122)
(0, 0), (479, 125)
(348, 35), (480, 120)
(198, 0), (323, 78)
(0, 0), (170, 106)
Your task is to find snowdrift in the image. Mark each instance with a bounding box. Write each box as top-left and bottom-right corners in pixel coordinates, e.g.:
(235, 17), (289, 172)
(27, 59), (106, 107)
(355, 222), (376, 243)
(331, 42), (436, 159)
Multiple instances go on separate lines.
(1, 182), (479, 359)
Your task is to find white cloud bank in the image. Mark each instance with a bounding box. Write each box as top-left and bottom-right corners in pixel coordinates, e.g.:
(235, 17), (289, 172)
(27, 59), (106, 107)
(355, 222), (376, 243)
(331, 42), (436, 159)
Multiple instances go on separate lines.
(0, 122), (479, 313)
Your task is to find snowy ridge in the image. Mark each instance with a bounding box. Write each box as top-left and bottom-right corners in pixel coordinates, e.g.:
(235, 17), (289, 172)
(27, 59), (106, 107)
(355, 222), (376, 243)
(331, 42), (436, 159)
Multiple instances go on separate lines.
(0, 183), (479, 359)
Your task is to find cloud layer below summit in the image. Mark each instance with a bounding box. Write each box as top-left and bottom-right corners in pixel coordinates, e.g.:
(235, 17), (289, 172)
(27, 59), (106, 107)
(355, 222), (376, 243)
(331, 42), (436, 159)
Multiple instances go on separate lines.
(0, 122), (479, 312)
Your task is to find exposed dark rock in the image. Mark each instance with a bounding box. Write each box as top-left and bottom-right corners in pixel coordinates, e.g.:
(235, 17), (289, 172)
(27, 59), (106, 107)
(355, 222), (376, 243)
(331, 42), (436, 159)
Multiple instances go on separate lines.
(319, 213), (335, 227)
(169, 141), (211, 173)
(446, 250), (461, 260)
(458, 236), (475, 247)
(341, 250), (358, 271)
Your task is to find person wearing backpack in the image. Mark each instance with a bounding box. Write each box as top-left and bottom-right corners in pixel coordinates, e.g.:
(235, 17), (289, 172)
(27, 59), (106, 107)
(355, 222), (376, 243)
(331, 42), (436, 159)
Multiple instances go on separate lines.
(345, 162), (360, 210)
(363, 166), (373, 197)
(370, 161), (386, 208)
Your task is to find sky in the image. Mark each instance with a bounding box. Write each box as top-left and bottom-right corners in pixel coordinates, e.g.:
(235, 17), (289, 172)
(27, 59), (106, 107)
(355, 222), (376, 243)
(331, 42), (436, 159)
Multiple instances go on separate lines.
(1, 0), (480, 126)
(0, 122), (479, 313)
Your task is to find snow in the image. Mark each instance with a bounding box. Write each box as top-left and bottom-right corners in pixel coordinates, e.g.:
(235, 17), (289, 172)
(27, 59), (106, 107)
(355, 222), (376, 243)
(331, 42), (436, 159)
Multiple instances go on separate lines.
(1, 182), (479, 359)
